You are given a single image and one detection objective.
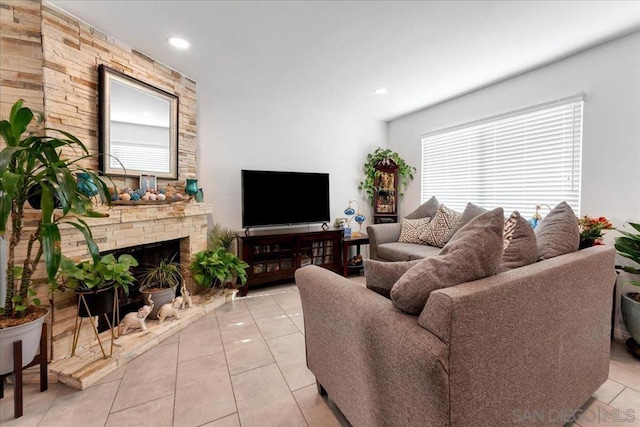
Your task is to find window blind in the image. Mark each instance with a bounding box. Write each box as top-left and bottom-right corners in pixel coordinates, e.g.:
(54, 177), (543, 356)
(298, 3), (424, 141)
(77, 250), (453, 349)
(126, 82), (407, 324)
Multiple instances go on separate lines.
(421, 95), (583, 218)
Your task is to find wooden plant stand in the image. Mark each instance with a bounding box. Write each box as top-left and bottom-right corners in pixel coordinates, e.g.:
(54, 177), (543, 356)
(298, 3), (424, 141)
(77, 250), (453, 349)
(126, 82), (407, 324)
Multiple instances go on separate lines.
(0, 323), (48, 419)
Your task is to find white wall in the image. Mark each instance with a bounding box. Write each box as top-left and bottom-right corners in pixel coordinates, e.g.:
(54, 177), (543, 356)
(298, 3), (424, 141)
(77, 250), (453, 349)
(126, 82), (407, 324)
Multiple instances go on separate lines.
(196, 88), (387, 233)
(388, 31), (640, 340)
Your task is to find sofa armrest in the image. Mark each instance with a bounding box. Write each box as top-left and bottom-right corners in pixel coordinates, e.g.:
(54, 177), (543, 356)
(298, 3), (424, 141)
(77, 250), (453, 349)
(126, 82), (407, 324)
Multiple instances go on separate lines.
(366, 223), (402, 260)
(296, 265), (450, 426)
(419, 246), (616, 427)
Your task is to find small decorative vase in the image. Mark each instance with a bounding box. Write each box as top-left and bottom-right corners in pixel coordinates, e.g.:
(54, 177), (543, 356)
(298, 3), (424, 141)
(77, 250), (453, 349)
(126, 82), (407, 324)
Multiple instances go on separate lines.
(185, 178), (198, 198)
(196, 188), (204, 203)
(77, 172), (98, 197)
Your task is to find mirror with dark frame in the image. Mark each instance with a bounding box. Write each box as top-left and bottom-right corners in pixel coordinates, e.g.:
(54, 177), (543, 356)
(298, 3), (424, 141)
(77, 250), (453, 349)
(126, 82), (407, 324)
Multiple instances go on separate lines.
(99, 64), (179, 179)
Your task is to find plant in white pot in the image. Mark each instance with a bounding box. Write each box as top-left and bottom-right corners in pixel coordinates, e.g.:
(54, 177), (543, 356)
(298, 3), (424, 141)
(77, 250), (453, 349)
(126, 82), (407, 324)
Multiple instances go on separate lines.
(0, 100), (112, 374)
(139, 255), (183, 320)
(615, 222), (640, 352)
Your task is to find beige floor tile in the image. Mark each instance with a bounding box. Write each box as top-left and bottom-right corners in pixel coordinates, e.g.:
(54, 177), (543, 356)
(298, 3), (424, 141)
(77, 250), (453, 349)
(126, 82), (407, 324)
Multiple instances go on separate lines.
(251, 305), (299, 340)
(610, 387), (640, 419)
(575, 398), (640, 427)
(267, 332), (315, 391)
(201, 413), (241, 427)
(231, 364), (307, 427)
(38, 381), (119, 427)
(174, 352), (236, 427)
(609, 358), (640, 391)
(293, 384), (343, 427)
(105, 394), (174, 427)
(158, 331), (181, 346)
(215, 299), (247, 313)
(272, 292), (302, 315)
(592, 379), (626, 404)
(288, 312), (305, 335)
(178, 326), (224, 363)
(244, 294), (278, 311)
(221, 325), (274, 375)
(244, 283), (296, 296)
(216, 305), (255, 332)
(189, 312), (219, 330)
(0, 383), (66, 427)
(111, 343), (179, 413)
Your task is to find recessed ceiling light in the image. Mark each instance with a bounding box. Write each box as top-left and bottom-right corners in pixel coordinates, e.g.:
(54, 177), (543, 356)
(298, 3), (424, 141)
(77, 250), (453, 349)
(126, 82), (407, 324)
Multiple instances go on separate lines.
(168, 37), (189, 49)
(374, 88), (388, 95)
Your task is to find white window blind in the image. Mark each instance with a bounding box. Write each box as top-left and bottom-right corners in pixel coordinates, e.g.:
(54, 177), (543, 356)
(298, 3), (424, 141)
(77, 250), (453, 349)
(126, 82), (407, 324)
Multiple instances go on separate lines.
(421, 95), (583, 218)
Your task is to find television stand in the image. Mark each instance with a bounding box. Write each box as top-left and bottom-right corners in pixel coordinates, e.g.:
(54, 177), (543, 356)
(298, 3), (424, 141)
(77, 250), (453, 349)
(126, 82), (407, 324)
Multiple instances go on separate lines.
(238, 228), (341, 296)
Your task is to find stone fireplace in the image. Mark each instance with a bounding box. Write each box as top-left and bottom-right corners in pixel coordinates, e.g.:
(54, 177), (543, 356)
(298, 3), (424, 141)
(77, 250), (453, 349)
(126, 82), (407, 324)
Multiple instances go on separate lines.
(49, 202), (211, 359)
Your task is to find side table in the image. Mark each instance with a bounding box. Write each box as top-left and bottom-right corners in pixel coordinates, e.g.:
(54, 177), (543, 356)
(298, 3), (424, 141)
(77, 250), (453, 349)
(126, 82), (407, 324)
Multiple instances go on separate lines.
(342, 234), (369, 277)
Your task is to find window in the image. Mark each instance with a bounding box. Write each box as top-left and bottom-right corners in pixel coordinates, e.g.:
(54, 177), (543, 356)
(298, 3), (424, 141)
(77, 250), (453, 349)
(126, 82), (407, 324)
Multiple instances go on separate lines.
(421, 95), (583, 218)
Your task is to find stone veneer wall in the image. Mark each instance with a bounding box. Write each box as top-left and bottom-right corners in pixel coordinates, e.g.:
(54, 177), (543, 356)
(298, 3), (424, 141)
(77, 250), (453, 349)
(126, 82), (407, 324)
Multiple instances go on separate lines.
(0, 0), (207, 360)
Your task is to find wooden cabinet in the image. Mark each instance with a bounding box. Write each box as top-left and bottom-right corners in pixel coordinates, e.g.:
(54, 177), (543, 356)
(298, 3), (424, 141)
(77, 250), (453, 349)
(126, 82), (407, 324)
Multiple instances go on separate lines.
(373, 159), (399, 224)
(239, 229), (341, 295)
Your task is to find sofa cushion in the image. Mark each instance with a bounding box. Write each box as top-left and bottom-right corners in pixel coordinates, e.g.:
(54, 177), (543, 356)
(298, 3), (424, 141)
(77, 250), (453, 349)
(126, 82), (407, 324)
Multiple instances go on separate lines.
(377, 242), (442, 262)
(390, 207), (505, 315)
(404, 196), (439, 220)
(398, 217), (431, 244)
(364, 259), (421, 298)
(535, 201), (580, 260)
(496, 211), (538, 273)
(444, 202), (487, 243)
(419, 204), (462, 248)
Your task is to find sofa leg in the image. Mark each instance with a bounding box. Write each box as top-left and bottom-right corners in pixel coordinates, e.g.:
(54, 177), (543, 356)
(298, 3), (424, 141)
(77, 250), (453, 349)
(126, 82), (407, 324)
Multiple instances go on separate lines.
(316, 381), (327, 396)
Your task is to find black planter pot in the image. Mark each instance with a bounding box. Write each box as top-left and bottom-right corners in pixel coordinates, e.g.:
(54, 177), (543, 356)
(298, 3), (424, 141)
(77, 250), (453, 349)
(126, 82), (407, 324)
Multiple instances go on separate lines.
(76, 287), (116, 318)
(579, 239), (596, 250)
(27, 184), (61, 209)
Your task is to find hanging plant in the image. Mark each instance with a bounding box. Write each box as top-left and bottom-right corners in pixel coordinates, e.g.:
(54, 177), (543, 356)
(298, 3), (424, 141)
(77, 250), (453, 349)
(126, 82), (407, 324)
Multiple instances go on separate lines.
(358, 148), (416, 207)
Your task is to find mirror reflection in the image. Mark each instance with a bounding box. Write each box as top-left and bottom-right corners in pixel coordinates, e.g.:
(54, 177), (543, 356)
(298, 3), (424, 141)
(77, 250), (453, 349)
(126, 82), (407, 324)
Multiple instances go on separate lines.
(99, 65), (178, 179)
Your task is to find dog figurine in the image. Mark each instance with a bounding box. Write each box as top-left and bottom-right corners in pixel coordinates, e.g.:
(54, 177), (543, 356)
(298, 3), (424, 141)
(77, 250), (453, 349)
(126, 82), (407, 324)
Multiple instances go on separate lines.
(119, 296), (154, 335)
(157, 302), (181, 324)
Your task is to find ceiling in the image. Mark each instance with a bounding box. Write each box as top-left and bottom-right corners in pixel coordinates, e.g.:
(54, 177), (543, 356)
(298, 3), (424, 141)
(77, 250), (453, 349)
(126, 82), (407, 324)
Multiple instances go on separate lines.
(49, 1), (640, 122)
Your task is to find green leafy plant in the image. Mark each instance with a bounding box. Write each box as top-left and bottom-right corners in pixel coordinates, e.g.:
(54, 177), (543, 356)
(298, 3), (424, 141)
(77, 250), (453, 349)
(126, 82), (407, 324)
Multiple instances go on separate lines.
(358, 148), (416, 207)
(190, 247), (249, 292)
(615, 222), (640, 292)
(0, 99), (112, 321)
(57, 254), (138, 295)
(140, 254), (183, 290)
(209, 223), (237, 253)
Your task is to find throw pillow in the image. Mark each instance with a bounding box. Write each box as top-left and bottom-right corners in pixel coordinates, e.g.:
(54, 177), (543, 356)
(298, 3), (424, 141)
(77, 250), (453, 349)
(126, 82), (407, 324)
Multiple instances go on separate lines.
(496, 211), (538, 273)
(390, 207), (505, 314)
(364, 259), (421, 299)
(398, 217), (432, 244)
(404, 196), (440, 220)
(419, 204), (462, 247)
(535, 201), (580, 260)
(444, 202), (487, 243)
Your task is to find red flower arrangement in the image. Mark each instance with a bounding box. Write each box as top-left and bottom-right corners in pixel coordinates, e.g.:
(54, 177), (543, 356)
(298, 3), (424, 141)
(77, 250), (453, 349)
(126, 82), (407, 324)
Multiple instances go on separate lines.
(577, 215), (614, 246)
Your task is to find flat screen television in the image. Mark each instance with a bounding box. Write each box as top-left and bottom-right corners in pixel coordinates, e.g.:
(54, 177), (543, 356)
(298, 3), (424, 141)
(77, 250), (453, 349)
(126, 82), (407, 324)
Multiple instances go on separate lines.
(241, 170), (330, 228)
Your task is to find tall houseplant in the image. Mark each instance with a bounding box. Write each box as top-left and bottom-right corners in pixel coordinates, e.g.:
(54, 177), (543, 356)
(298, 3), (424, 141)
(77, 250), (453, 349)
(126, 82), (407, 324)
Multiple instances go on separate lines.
(1, 99), (111, 321)
(190, 247), (248, 297)
(358, 148), (416, 207)
(0, 99), (111, 373)
(615, 222), (640, 346)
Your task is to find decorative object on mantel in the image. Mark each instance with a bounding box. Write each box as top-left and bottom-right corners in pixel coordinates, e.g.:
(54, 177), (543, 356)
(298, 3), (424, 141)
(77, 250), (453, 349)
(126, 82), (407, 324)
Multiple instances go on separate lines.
(344, 200), (366, 237)
(0, 99), (111, 375)
(185, 178), (198, 201)
(139, 174), (157, 193)
(577, 215), (614, 249)
(528, 204), (552, 228)
(118, 295), (154, 335)
(614, 222), (640, 357)
(156, 302), (181, 324)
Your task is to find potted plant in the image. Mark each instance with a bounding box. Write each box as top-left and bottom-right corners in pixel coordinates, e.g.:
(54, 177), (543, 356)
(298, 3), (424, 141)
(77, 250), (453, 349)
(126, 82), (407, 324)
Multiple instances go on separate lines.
(0, 100), (111, 375)
(578, 215), (614, 249)
(358, 148), (416, 207)
(57, 254), (138, 318)
(190, 247), (249, 298)
(209, 222), (237, 253)
(139, 254), (183, 320)
(615, 222), (640, 350)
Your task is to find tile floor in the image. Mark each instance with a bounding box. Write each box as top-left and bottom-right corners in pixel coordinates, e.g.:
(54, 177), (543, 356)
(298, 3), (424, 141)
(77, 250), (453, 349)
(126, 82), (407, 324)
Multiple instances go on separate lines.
(1, 278), (639, 427)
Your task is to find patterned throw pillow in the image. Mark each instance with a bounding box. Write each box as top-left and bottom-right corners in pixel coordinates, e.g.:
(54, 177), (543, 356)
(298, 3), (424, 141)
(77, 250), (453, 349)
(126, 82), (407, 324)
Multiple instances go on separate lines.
(398, 217), (432, 244)
(496, 211), (538, 273)
(503, 211), (518, 249)
(419, 204), (462, 247)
